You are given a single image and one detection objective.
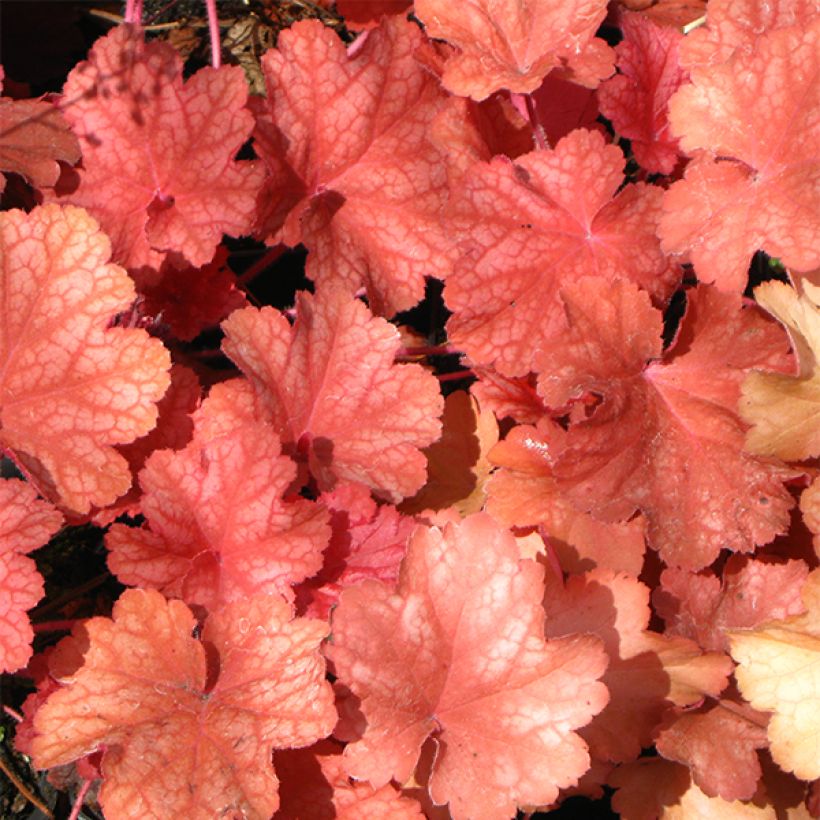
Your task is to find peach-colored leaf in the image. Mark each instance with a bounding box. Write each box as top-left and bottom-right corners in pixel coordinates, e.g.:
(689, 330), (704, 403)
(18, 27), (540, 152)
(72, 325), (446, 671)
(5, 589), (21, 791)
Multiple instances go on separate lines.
(0, 204), (171, 513)
(678, 0), (816, 69)
(140, 247), (246, 342)
(221, 285), (443, 503)
(487, 419), (646, 575)
(57, 25), (264, 271)
(327, 513), (609, 819)
(336, 0), (412, 30)
(539, 278), (796, 569)
(444, 129), (678, 375)
(30, 589), (336, 819)
(655, 556), (810, 652)
(400, 391), (498, 516)
(296, 482), (414, 620)
(730, 567), (820, 781)
(255, 18), (457, 316)
(661, 21), (820, 291)
(0, 82), (80, 194)
(741, 280), (820, 461)
(414, 0), (614, 99)
(802, 477), (820, 557)
(597, 12), (688, 174)
(106, 422), (329, 610)
(543, 569), (731, 763)
(0, 478), (63, 674)
(275, 739), (424, 818)
(655, 699), (770, 801)
(92, 363), (200, 525)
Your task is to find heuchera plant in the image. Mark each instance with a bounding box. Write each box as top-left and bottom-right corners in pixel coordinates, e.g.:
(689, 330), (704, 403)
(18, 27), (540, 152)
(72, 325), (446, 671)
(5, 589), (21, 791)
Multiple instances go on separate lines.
(0, 0), (819, 817)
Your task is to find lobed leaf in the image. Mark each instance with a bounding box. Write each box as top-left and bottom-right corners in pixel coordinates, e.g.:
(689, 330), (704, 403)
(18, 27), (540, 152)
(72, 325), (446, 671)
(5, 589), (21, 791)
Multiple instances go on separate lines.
(30, 589), (336, 819)
(221, 284), (444, 503)
(0, 204), (170, 513)
(328, 513), (609, 819)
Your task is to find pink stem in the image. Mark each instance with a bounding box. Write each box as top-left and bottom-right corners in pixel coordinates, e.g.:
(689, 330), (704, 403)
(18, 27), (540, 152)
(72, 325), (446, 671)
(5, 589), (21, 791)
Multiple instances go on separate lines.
(396, 344), (457, 357)
(32, 619), (77, 633)
(124, 0), (136, 23)
(437, 369), (475, 382)
(540, 536), (565, 586)
(68, 780), (92, 820)
(3, 705), (23, 722)
(204, 0), (221, 68)
(524, 94), (548, 151)
(236, 245), (286, 286)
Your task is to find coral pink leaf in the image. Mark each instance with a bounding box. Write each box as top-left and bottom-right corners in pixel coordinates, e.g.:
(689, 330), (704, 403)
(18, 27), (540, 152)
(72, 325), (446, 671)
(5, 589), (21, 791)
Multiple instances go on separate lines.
(92, 363), (200, 525)
(336, 0), (412, 30)
(539, 278), (796, 569)
(0, 84), (80, 194)
(654, 556), (810, 652)
(106, 422), (330, 610)
(444, 129), (679, 375)
(255, 18), (457, 316)
(655, 699), (769, 801)
(296, 482), (414, 619)
(597, 12), (688, 174)
(487, 420), (647, 576)
(414, 0), (614, 99)
(275, 740), (424, 818)
(729, 567), (820, 781)
(221, 285), (443, 503)
(327, 513), (609, 819)
(0, 478), (63, 674)
(514, 74), (601, 148)
(140, 247), (246, 342)
(678, 0), (817, 69)
(57, 25), (264, 271)
(661, 21), (820, 291)
(30, 589), (336, 819)
(0, 204), (171, 513)
(542, 569), (731, 763)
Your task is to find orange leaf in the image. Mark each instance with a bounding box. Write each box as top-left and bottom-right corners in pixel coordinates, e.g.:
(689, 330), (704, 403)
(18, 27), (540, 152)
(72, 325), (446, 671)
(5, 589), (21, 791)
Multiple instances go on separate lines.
(30, 589), (336, 819)
(0, 69), (80, 194)
(106, 422), (330, 611)
(220, 285), (444, 503)
(661, 21), (820, 291)
(0, 478), (63, 674)
(0, 204), (170, 513)
(414, 0), (614, 99)
(56, 25), (264, 271)
(327, 513), (609, 818)
(730, 567), (820, 781)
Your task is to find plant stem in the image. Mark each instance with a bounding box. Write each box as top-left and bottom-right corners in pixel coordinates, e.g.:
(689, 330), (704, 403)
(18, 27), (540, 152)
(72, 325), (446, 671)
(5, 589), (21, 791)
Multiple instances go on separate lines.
(68, 779), (92, 820)
(3, 706), (23, 722)
(0, 754), (53, 818)
(204, 0), (222, 68)
(32, 619), (77, 633)
(437, 369), (475, 382)
(236, 245), (287, 286)
(524, 94), (548, 151)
